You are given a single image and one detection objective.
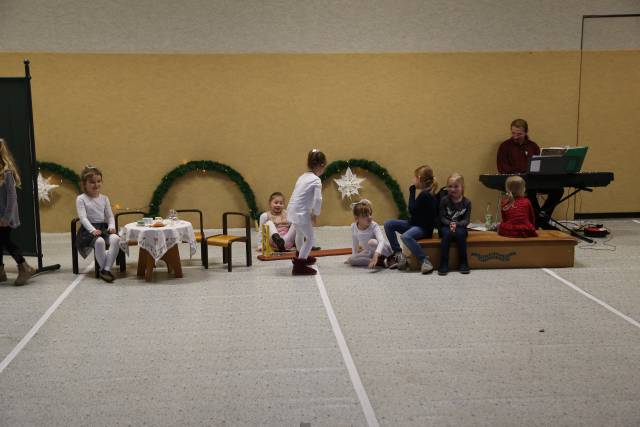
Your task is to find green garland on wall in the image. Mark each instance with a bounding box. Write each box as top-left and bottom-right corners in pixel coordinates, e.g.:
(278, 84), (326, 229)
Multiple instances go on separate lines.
(148, 160), (260, 220)
(321, 159), (408, 219)
(36, 161), (82, 193)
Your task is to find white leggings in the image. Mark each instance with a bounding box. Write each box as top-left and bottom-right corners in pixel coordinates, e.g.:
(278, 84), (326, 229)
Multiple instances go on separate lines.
(294, 222), (314, 259)
(265, 221), (296, 248)
(349, 239), (393, 267)
(94, 234), (120, 271)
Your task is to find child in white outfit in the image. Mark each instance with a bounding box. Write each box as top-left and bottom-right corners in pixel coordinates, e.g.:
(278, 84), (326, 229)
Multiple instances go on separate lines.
(346, 199), (392, 268)
(287, 149), (327, 276)
(75, 166), (120, 283)
(257, 192), (296, 252)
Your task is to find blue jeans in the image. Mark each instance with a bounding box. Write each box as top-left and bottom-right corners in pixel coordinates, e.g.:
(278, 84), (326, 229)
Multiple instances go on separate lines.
(439, 226), (468, 265)
(384, 219), (428, 263)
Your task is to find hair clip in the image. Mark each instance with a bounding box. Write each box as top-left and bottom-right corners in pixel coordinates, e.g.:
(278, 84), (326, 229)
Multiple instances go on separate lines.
(350, 199), (371, 208)
(311, 148), (319, 153)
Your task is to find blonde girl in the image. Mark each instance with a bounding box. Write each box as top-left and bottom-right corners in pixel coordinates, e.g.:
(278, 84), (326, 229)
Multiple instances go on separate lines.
(384, 165), (439, 274)
(0, 138), (35, 286)
(498, 175), (537, 238)
(437, 173), (472, 275)
(287, 149), (327, 276)
(258, 191), (296, 252)
(75, 166), (120, 282)
(346, 199), (393, 268)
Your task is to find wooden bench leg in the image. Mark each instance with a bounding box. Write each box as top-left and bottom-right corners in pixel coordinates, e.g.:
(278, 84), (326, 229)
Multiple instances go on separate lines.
(137, 248), (148, 278)
(144, 250), (155, 282)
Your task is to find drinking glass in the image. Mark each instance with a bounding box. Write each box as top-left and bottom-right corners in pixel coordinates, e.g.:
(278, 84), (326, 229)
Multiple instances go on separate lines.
(168, 209), (178, 224)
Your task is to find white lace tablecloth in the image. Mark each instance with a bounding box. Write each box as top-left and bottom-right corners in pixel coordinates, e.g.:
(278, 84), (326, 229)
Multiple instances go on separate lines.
(119, 220), (197, 261)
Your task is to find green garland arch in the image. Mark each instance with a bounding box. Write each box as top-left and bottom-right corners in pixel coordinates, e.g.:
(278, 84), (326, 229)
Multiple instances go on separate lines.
(148, 160), (260, 220)
(321, 159), (408, 219)
(36, 161), (82, 193)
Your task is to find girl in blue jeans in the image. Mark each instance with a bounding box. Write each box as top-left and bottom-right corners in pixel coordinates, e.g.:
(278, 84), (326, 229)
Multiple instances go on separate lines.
(384, 165), (439, 274)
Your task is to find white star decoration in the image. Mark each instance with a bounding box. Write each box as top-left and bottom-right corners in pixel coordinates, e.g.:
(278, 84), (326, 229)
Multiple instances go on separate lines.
(333, 167), (365, 199)
(37, 172), (59, 202)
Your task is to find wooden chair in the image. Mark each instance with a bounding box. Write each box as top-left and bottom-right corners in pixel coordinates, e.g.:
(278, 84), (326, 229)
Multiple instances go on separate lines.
(175, 209), (207, 268)
(70, 217), (101, 278)
(196, 212), (252, 272)
(114, 211), (146, 272)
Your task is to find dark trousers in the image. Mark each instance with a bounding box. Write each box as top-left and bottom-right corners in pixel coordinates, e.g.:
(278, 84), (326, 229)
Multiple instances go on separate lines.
(526, 188), (564, 221)
(439, 226), (468, 266)
(0, 226), (25, 265)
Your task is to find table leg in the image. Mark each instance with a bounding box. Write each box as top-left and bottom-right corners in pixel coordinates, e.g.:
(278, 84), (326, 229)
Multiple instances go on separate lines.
(137, 248), (148, 278)
(161, 245), (183, 278)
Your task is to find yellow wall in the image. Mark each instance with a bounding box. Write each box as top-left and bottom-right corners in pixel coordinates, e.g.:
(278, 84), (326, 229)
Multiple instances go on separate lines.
(0, 51), (637, 231)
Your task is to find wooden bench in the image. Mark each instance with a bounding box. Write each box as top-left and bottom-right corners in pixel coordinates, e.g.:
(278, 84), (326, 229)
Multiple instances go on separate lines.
(407, 230), (577, 269)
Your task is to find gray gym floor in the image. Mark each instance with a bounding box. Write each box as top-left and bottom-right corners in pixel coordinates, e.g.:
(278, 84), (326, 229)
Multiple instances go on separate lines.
(1, 220), (639, 426)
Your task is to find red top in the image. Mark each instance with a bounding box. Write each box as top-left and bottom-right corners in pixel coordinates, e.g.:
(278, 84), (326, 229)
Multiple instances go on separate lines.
(496, 137), (540, 174)
(498, 197), (538, 238)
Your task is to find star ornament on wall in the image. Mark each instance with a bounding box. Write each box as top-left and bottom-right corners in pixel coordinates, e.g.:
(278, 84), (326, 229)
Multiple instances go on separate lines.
(333, 167), (365, 199)
(37, 172), (59, 202)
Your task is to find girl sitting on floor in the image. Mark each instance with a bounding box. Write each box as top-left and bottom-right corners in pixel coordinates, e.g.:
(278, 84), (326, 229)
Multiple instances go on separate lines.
(437, 173), (472, 276)
(497, 175), (538, 238)
(257, 191), (296, 252)
(75, 165), (120, 283)
(346, 199), (393, 269)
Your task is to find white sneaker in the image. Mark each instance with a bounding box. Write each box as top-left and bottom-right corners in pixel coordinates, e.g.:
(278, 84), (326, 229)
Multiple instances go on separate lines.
(396, 253), (408, 270)
(421, 258), (434, 274)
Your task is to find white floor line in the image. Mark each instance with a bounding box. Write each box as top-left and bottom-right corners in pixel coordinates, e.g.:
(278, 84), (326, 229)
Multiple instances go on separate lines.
(543, 268), (640, 330)
(633, 220), (640, 224)
(0, 264), (92, 374)
(314, 267), (380, 427)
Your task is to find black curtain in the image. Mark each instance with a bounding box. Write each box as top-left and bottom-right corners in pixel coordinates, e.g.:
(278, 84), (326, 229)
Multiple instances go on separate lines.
(0, 77), (39, 255)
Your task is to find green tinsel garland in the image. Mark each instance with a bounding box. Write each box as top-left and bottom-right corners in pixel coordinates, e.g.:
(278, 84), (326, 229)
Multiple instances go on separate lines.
(321, 159), (408, 219)
(36, 161), (82, 193)
(148, 160), (260, 220)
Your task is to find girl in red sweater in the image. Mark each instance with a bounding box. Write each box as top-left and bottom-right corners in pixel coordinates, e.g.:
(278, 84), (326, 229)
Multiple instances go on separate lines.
(498, 176), (538, 238)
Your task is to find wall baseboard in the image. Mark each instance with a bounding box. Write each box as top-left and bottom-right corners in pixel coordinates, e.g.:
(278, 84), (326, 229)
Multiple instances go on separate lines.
(575, 212), (640, 219)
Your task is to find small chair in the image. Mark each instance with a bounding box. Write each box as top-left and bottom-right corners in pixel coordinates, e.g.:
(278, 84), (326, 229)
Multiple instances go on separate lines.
(198, 212), (252, 272)
(175, 209), (207, 268)
(70, 217), (101, 278)
(115, 211), (147, 272)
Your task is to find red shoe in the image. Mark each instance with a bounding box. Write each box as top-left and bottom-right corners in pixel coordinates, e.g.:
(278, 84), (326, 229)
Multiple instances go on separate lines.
(292, 258), (317, 275)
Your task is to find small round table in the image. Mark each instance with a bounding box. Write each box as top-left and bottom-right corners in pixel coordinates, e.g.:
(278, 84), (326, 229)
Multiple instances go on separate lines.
(119, 220), (197, 281)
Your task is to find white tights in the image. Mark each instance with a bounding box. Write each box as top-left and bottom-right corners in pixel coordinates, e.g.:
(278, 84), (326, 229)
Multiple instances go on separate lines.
(265, 221), (296, 248)
(94, 234), (120, 271)
(349, 239), (393, 266)
(294, 222), (314, 259)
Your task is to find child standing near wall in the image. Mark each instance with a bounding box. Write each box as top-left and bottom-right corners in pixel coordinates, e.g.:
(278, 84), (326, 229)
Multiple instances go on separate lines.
(437, 173), (472, 276)
(384, 165), (439, 274)
(346, 199), (393, 269)
(258, 191), (296, 252)
(75, 166), (120, 283)
(0, 138), (36, 286)
(287, 149), (327, 276)
(498, 175), (538, 238)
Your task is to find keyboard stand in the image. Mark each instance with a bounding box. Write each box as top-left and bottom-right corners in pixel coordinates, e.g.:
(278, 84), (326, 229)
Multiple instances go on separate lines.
(542, 186), (594, 243)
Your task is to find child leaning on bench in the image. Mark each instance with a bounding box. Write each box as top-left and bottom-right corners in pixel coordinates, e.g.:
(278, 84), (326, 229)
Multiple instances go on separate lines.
(497, 175), (538, 238)
(346, 199), (393, 269)
(384, 165), (439, 274)
(437, 173), (472, 276)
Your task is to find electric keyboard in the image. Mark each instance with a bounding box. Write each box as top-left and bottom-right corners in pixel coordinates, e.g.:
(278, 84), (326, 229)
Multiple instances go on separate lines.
(479, 172), (614, 191)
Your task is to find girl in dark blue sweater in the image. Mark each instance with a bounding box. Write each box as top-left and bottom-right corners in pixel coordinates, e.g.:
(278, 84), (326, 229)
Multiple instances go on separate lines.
(384, 165), (439, 273)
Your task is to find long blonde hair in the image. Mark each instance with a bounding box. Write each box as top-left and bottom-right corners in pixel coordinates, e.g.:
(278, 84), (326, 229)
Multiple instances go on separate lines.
(0, 138), (22, 188)
(503, 175), (526, 210)
(447, 172), (465, 196)
(415, 165), (438, 195)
